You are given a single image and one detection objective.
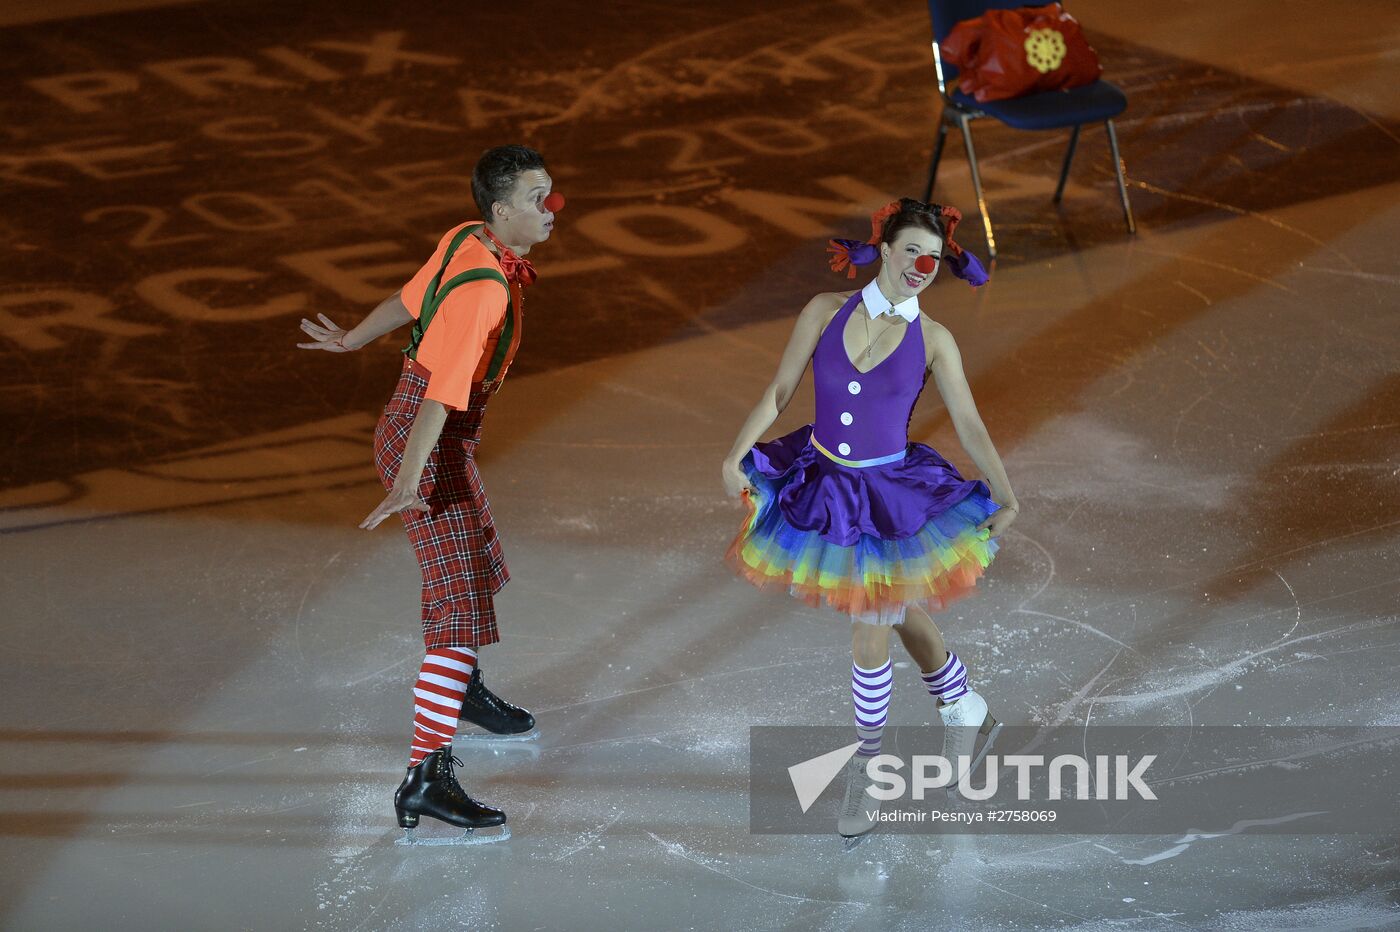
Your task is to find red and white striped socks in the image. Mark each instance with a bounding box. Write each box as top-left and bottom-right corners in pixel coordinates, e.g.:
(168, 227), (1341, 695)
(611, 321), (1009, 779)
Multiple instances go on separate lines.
(408, 647), (479, 767)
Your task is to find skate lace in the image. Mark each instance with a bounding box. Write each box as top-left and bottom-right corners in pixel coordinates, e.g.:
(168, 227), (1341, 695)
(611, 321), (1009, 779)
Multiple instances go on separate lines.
(841, 761), (875, 818)
(437, 752), (471, 803)
(472, 672), (522, 716)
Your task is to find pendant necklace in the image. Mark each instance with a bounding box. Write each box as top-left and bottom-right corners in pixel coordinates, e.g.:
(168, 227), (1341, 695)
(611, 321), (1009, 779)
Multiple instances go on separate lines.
(859, 309), (900, 362)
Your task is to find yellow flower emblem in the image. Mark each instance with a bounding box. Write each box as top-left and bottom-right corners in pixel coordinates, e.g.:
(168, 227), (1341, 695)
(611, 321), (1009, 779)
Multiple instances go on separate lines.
(1024, 27), (1067, 74)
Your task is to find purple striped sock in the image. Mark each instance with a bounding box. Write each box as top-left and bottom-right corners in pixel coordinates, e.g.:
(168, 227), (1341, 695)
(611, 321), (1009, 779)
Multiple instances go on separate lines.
(922, 652), (969, 704)
(852, 660), (893, 758)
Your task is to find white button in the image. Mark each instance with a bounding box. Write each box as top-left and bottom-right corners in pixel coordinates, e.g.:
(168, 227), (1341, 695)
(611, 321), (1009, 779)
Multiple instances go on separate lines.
(840, 412), (854, 426)
(838, 443), (852, 456)
(848, 381), (861, 395)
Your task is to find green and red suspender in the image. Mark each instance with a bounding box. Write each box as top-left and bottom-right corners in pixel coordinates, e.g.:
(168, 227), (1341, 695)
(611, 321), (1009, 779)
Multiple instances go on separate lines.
(403, 223), (519, 387)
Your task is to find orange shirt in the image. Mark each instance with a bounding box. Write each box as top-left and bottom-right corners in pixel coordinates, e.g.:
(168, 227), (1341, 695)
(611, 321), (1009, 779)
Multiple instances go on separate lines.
(400, 221), (522, 410)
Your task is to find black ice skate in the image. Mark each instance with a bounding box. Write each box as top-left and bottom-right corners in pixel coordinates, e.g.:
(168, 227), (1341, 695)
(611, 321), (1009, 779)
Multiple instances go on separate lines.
(456, 668), (539, 741)
(393, 747), (510, 846)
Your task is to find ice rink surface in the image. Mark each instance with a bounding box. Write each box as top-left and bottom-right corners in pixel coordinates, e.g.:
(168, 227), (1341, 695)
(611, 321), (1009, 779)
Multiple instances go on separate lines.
(1, 0), (1398, 928)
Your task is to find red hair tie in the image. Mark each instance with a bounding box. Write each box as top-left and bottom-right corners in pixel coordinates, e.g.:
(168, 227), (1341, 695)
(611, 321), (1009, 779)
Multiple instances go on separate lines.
(868, 200), (901, 245)
(939, 205), (965, 257)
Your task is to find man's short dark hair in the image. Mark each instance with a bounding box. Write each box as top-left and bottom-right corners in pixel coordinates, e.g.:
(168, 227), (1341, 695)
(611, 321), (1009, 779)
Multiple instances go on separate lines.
(472, 145), (547, 219)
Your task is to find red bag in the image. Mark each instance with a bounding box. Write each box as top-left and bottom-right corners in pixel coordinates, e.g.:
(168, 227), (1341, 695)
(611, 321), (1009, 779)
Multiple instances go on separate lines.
(941, 3), (1104, 103)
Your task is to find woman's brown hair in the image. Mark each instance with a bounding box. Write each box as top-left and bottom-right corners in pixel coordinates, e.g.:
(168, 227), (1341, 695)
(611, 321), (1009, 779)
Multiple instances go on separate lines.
(878, 197), (947, 250)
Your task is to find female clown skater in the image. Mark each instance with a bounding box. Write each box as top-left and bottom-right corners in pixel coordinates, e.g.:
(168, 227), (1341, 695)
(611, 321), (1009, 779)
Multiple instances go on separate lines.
(721, 197), (1020, 848)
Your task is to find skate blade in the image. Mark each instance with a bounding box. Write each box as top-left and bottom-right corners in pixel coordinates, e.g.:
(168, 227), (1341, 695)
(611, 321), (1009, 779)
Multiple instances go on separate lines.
(965, 720), (1002, 775)
(840, 833), (870, 852)
(396, 824), (511, 847)
(939, 720), (1004, 795)
(455, 728), (540, 743)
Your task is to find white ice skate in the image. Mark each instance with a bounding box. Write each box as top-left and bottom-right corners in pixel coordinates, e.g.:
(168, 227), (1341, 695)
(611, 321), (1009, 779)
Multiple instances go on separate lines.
(937, 689), (1001, 793)
(837, 755), (883, 851)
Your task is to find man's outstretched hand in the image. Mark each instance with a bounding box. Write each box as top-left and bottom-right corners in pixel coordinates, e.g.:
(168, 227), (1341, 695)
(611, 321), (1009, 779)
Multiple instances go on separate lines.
(360, 485), (431, 530)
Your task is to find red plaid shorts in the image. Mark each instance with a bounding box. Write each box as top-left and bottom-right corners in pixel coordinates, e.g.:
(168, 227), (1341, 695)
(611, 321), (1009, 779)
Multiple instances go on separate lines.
(372, 357), (509, 650)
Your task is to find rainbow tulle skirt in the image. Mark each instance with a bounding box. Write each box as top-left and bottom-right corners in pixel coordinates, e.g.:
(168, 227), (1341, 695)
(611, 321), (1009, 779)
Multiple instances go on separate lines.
(725, 424), (1002, 619)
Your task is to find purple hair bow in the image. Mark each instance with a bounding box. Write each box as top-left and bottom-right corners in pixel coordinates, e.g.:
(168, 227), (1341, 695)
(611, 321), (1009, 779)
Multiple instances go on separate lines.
(826, 239), (880, 279)
(943, 248), (990, 287)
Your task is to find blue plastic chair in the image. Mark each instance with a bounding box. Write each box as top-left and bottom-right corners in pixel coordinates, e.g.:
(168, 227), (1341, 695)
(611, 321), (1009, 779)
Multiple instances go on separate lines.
(923, 0), (1136, 259)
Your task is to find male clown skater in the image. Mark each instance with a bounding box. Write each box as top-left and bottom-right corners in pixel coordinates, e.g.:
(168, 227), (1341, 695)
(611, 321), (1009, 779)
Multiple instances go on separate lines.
(297, 144), (563, 844)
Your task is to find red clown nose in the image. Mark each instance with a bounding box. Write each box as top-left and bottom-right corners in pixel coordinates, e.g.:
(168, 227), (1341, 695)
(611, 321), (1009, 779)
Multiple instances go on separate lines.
(543, 192), (565, 213)
(914, 254), (938, 274)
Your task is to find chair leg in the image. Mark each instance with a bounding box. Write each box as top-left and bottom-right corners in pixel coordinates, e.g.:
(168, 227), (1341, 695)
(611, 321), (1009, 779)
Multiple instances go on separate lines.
(1105, 119), (1136, 235)
(1052, 124), (1081, 204)
(923, 120), (949, 202)
(958, 116), (996, 260)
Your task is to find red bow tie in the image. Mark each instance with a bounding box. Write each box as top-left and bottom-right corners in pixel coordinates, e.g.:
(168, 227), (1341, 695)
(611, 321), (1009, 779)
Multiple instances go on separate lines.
(481, 227), (537, 287)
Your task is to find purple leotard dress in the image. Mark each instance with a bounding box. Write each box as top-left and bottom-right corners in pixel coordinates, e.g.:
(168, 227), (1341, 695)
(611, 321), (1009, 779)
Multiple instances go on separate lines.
(726, 287), (1002, 621)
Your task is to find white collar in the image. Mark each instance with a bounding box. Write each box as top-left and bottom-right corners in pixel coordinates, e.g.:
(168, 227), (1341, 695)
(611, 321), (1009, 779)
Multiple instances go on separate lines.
(861, 279), (920, 322)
